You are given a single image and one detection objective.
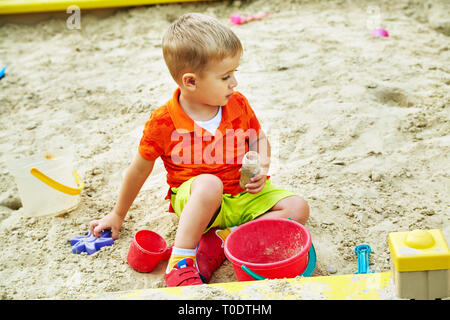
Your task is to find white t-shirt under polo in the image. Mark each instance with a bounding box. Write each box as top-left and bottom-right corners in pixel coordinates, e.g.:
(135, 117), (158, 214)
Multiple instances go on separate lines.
(193, 107), (222, 135)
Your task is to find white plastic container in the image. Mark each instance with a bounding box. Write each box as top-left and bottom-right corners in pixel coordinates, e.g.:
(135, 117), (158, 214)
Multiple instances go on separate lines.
(7, 151), (84, 217)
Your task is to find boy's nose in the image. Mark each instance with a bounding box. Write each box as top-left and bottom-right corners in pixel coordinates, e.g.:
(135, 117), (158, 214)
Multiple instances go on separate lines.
(229, 75), (238, 89)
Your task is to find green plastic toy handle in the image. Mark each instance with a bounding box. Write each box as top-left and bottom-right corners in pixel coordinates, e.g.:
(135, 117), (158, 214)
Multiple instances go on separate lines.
(301, 242), (317, 277)
(241, 242), (317, 280)
(241, 264), (266, 280)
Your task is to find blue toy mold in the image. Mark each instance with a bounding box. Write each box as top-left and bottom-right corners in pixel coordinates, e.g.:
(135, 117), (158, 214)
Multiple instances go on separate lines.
(70, 230), (114, 255)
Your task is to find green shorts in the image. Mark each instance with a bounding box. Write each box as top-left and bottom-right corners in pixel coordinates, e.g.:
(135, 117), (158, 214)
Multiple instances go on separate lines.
(170, 177), (297, 232)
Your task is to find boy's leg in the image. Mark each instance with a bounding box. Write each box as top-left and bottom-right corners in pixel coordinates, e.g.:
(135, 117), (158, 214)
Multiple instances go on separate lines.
(256, 196), (310, 225)
(174, 174), (223, 249)
(166, 174), (223, 287)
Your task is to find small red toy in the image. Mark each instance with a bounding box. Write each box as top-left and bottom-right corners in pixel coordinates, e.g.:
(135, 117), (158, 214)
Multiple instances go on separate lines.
(127, 230), (172, 273)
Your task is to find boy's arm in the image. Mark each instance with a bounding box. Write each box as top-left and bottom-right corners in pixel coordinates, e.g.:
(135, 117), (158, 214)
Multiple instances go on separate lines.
(113, 152), (155, 220)
(90, 152), (154, 238)
(249, 130), (270, 175)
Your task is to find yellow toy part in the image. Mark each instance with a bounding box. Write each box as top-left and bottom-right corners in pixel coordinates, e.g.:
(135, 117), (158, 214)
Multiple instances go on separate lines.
(388, 229), (450, 272)
(30, 167), (84, 196)
(87, 272), (395, 300)
(0, 0), (211, 15)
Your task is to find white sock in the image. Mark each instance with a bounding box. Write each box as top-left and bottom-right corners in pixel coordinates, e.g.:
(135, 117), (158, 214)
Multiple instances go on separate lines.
(166, 246), (198, 273)
(172, 246), (197, 256)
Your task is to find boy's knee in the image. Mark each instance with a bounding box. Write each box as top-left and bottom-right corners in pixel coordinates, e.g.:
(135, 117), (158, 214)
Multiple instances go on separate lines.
(191, 174), (223, 199)
(289, 197), (309, 225)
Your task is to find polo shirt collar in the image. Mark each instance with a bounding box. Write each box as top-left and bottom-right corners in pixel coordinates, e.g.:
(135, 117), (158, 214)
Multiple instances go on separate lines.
(167, 88), (243, 135)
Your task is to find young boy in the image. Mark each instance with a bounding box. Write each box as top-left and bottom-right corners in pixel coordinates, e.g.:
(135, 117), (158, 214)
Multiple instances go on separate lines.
(89, 13), (309, 287)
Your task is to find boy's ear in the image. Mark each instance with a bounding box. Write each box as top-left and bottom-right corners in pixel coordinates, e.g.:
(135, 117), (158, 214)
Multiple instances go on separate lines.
(181, 73), (196, 91)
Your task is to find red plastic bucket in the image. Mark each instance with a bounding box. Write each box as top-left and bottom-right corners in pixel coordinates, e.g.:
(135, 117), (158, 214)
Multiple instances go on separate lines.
(127, 230), (172, 273)
(224, 218), (311, 281)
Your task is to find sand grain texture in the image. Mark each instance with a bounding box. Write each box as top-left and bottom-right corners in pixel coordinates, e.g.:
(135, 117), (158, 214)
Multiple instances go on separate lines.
(0, 0), (449, 299)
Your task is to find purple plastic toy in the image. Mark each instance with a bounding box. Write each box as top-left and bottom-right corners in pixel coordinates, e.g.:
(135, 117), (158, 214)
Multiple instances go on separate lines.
(70, 230), (114, 255)
(371, 28), (389, 37)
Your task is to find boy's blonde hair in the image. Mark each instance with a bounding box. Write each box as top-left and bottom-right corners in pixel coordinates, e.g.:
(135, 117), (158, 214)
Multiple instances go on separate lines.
(162, 13), (243, 83)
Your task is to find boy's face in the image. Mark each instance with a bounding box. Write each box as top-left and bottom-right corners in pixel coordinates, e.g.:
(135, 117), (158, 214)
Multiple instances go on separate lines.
(190, 54), (240, 108)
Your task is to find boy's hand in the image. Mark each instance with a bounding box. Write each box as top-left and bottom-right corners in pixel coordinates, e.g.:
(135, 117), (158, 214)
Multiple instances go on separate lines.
(89, 212), (123, 240)
(245, 174), (267, 194)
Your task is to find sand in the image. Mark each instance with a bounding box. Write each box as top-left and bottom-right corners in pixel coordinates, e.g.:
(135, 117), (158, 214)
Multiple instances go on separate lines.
(0, 0), (449, 300)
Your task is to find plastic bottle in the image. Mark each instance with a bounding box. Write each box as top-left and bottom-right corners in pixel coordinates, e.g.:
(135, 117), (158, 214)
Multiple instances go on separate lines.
(239, 151), (260, 189)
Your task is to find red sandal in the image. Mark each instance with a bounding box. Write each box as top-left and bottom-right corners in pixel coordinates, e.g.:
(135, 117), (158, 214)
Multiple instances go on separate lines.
(196, 228), (229, 283)
(164, 258), (203, 287)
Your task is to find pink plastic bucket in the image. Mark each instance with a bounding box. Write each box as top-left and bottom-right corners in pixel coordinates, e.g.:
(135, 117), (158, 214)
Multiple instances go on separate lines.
(224, 218), (311, 281)
(127, 230), (171, 273)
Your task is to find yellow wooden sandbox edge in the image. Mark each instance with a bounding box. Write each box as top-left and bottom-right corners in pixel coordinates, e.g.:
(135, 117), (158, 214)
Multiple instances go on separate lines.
(87, 272), (395, 300)
(0, 0), (211, 15)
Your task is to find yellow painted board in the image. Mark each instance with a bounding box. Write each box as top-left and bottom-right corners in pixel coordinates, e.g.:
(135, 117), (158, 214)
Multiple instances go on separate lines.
(88, 272), (398, 300)
(0, 0), (211, 15)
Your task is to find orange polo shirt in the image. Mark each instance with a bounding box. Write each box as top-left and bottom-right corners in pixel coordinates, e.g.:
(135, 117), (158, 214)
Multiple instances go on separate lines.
(139, 88), (262, 205)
